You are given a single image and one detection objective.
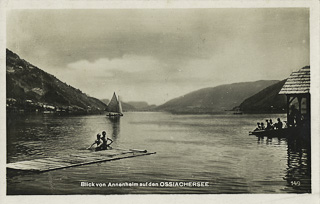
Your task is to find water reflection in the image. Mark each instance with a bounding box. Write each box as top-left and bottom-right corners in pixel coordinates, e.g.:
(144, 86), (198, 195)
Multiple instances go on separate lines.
(257, 136), (287, 146)
(256, 135), (311, 193)
(284, 138), (311, 193)
(7, 113), (312, 194)
(107, 117), (120, 141)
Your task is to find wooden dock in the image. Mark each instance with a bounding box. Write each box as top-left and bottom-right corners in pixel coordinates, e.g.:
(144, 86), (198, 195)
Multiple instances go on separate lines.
(7, 149), (156, 173)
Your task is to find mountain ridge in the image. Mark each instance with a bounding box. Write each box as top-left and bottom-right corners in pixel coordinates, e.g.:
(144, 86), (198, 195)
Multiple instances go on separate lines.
(156, 80), (280, 114)
(237, 79), (287, 113)
(6, 48), (107, 114)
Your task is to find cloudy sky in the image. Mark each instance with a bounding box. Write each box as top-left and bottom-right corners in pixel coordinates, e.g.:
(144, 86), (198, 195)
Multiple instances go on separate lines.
(7, 9), (309, 105)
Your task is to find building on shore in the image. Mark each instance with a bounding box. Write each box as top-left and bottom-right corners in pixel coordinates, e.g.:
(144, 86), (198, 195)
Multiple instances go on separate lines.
(279, 66), (310, 138)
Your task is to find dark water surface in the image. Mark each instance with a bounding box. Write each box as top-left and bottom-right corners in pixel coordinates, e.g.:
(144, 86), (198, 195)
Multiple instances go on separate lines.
(6, 112), (311, 194)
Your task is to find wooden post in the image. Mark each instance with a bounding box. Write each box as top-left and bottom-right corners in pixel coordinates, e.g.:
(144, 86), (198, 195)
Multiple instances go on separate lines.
(286, 95), (290, 122)
(298, 96), (302, 116)
(307, 94), (311, 120)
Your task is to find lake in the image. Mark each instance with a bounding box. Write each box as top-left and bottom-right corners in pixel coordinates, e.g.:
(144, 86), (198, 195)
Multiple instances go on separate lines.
(6, 112), (311, 194)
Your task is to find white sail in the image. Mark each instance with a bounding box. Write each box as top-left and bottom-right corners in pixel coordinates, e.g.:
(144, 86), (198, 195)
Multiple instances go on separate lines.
(106, 92), (123, 116)
(118, 96), (123, 114)
(107, 92), (119, 113)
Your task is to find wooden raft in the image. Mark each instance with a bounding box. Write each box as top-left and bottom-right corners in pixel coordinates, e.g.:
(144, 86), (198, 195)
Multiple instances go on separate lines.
(7, 149), (156, 173)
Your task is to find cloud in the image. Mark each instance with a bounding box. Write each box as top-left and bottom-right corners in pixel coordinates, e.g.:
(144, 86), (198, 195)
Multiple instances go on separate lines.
(67, 55), (160, 76)
(7, 9), (310, 104)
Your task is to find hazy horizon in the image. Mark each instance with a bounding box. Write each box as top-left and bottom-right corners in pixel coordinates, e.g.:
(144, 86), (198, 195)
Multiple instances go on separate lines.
(7, 9), (309, 105)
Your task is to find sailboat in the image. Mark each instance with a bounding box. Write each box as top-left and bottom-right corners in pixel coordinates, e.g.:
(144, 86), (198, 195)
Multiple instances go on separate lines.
(106, 92), (123, 117)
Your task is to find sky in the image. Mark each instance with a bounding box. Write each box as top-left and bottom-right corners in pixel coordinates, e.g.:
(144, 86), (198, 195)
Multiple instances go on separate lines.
(6, 9), (309, 105)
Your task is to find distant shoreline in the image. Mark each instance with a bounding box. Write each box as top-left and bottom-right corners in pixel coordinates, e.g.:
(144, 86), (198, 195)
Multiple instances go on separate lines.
(6, 108), (287, 117)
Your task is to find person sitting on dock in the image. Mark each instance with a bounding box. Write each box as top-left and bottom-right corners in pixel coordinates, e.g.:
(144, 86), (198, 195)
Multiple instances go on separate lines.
(98, 131), (113, 150)
(274, 118), (283, 129)
(87, 133), (102, 151)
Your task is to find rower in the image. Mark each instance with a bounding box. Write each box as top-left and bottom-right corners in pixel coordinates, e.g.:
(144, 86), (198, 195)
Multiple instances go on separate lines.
(254, 122), (261, 131)
(269, 119), (274, 129)
(275, 118), (283, 129)
(266, 120), (272, 130)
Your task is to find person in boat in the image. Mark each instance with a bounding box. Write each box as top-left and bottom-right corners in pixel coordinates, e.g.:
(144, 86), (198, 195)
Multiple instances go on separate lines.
(269, 119), (274, 129)
(266, 120), (272, 130)
(98, 131), (113, 150)
(260, 122), (265, 130)
(254, 122), (261, 131)
(275, 118), (283, 129)
(87, 133), (102, 151)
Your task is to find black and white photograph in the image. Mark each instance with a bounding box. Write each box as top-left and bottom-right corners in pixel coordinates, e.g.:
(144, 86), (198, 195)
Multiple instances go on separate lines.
(1, 0), (319, 203)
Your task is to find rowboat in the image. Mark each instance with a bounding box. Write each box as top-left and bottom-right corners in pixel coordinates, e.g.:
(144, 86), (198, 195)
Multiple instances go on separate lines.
(249, 127), (300, 137)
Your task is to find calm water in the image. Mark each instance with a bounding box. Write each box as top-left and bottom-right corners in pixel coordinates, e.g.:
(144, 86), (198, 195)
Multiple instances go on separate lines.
(6, 112), (311, 194)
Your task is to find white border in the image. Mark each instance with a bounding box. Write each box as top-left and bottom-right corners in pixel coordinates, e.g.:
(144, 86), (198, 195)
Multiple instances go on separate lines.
(0, 1), (319, 204)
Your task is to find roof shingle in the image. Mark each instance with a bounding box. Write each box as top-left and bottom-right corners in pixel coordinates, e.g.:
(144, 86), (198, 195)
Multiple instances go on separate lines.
(279, 66), (310, 95)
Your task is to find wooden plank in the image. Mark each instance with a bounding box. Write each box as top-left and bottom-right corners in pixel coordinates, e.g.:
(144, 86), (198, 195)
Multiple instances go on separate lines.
(31, 159), (74, 167)
(7, 158), (75, 170)
(29, 164), (65, 170)
(91, 152), (127, 157)
(55, 155), (105, 163)
(39, 151), (155, 172)
(69, 153), (113, 158)
(67, 153), (114, 159)
(7, 149), (156, 172)
(69, 153), (115, 160)
(39, 151), (156, 172)
(7, 163), (37, 170)
(8, 160), (46, 167)
(60, 158), (101, 164)
(40, 157), (75, 163)
(20, 160), (66, 168)
(42, 156), (97, 163)
(32, 162), (71, 171)
(7, 161), (59, 171)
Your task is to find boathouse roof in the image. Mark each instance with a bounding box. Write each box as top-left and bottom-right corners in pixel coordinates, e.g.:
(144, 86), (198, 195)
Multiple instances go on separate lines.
(279, 66), (310, 95)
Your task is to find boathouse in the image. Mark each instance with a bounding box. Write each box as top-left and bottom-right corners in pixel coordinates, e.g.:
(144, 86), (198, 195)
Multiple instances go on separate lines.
(279, 66), (310, 126)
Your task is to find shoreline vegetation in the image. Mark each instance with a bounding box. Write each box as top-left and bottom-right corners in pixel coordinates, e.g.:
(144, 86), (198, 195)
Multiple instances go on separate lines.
(6, 98), (104, 115)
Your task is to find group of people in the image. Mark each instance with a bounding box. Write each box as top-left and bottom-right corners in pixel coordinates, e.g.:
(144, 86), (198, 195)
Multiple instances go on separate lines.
(254, 118), (283, 131)
(87, 131), (113, 151)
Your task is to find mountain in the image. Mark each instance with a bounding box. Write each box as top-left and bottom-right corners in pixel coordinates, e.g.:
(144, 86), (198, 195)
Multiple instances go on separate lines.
(6, 49), (107, 113)
(100, 99), (110, 105)
(126, 101), (157, 111)
(119, 102), (136, 111)
(127, 101), (149, 109)
(156, 80), (279, 114)
(237, 80), (287, 113)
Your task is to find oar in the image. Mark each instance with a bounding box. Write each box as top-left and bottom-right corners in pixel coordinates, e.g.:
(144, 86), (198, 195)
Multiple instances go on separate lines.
(86, 145), (94, 150)
(129, 149), (147, 153)
(112, 147), (148, 153)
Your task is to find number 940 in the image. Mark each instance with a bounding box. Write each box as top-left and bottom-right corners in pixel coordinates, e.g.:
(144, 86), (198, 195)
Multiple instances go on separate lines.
(291, 180), (301, 186)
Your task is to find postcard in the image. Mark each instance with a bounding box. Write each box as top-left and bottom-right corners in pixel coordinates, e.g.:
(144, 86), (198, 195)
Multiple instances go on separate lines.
(1, 0), (319, 204)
